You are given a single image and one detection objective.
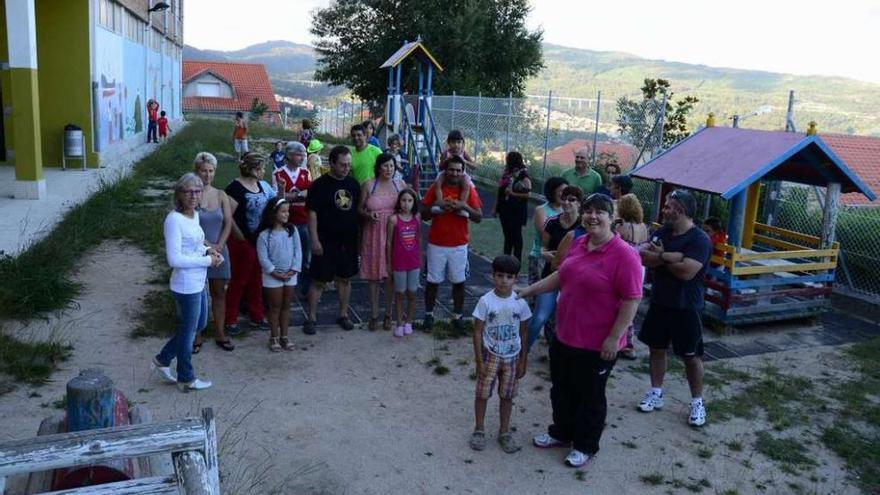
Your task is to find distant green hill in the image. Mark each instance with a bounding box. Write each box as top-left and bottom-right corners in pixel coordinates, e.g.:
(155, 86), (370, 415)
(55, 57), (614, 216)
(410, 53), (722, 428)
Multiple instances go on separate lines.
(531, 44), (880, 136)
(184, 41), (880, 136)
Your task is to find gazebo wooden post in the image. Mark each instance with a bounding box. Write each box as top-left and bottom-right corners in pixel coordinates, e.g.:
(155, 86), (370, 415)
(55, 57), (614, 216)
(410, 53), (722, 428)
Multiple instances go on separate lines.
(727, 190), (747, 250)
(820, 182), (841, 249)
(651, 181), (664, 223)
(741, 183), (762, 249)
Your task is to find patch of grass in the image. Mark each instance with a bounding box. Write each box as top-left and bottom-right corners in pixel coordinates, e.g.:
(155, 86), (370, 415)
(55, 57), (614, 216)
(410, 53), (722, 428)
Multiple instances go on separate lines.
(574, 471), (586, 481)
(131, 289), (178, 338)
(754, 431), (817, 472)
(821, 422), (880, 493)
(712, 371), (818, 430)
(0, 334), (72, 385)
(52, 394), (67, 409)
(696, 447), (713, 459)
(621, 440), (638, 449)
(427, 319), (473, 340)
(725, 440), (744, 452)
(433, 365), (450, 376)
(639, 472), (664, 486)
(426, 357), (441, 367)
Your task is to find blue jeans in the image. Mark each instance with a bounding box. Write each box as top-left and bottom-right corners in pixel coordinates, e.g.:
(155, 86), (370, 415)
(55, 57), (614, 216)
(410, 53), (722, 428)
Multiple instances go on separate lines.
(527, 290), (558, 351)
(156, 289), (208, 383)
(295, 223), (311, 295)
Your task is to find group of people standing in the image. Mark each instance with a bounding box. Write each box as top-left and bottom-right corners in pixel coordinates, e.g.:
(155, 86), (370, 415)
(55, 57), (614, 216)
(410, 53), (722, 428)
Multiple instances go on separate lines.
(152, 123), (714, 472)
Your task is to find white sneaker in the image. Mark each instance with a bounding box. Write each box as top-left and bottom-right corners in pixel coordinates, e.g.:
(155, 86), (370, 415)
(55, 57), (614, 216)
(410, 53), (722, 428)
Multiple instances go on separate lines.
(533, 432), (568, 449)
(689, 401), (707, 427)
(151, 358), (176, 384)
(177, 378), (212, 392)
(564, 449), (591, 468)
(457, 209), (470, 218)
(430, 205), (444, 215)
(637, 391), (664, 412)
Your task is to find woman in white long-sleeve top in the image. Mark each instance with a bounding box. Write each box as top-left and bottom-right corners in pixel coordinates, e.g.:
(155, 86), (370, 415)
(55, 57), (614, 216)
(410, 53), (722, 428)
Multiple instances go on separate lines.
(152, 173), (223, 392)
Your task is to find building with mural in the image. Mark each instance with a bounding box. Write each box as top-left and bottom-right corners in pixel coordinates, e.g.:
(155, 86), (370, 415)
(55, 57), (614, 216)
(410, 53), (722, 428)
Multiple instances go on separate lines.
(0, 0), (184, 199)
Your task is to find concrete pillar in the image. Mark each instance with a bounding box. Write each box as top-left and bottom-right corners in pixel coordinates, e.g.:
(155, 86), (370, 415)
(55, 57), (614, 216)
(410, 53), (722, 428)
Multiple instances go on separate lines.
(6, 0), (44, 199)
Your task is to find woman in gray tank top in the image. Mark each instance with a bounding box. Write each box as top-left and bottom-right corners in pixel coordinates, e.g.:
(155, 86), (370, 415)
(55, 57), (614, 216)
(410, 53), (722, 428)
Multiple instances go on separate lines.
(195, 153), (236, 352)
(527, 177), (568, 285)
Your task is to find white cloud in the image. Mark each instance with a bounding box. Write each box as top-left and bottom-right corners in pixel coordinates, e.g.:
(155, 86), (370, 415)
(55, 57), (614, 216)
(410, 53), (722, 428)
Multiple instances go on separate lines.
(183, 0), (877, 83)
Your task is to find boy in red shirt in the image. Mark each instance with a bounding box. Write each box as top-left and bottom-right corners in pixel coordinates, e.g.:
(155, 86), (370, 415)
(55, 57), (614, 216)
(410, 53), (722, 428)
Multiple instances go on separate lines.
(157, 111), (171, 142)
(146, 99), (159, 143)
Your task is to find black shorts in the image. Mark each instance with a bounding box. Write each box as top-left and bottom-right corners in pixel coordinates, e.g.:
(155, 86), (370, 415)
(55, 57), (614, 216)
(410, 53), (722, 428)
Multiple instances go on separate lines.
(309, 239), (359, 283)
(638, 305), (704, 357)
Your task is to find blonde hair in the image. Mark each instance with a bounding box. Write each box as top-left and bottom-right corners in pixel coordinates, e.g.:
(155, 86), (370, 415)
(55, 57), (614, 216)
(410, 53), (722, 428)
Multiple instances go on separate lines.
(172, 172), (204, 211)
(617, 193), (644, 224)
(193, 152), (217, 169)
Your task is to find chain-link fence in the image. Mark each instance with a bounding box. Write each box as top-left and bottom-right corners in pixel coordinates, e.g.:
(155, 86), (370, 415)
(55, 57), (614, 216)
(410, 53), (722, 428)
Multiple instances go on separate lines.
(310, 89), (879, 301)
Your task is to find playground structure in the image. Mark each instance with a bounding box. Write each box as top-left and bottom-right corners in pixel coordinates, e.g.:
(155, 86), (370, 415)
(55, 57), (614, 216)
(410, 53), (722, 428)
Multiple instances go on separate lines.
(381, 38), (443, 194)
(632, 121), (877, 328)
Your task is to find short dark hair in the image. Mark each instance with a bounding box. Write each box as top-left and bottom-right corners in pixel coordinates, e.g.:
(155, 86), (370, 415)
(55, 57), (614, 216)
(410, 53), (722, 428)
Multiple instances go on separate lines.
(668, 189), (697, 218)
(581, 193), (615, 217)
(604, 162), (621, 175)
(301, 118), (312, 129)
(505, 151), (525, 173)
(446, 129), (464, 142)
(492, 255), (520, 275)
(611, 174), (633, 195)
(560, 185), (584, 203)
(361, 120), (374, 130)
(543, 176), (569, 200)
(329, 145), (351, 164)
(704, 216), (723, 232)
(387, 133), (402, 145)
(235, 111), (244, 118)
(444, 155), (465, 171)
(374, 152), (396, 177)
(160, 110), (166, 117)
(350, 124), (365, 135)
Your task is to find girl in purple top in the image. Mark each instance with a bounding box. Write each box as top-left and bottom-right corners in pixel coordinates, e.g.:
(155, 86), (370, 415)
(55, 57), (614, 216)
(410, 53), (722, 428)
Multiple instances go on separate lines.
(518, 193), (643, 469)
(386, 188), (421, 338)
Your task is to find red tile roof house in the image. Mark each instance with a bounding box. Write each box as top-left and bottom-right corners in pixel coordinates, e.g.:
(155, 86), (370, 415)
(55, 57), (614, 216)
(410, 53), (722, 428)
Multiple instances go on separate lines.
(182, 61), (281, 124)
(545, 138), (639, 171)
(822, 134), (880, 207)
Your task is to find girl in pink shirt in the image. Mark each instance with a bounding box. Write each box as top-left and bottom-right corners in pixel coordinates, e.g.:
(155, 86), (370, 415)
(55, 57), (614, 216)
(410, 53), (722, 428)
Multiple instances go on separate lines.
(386, 189), (421, 337)
(518, 193), (642, 468)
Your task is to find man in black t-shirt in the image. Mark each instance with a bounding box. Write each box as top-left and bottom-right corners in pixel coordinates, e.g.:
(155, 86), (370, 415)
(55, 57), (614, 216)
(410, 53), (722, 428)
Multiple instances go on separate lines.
(302, 145), (361, 334)
(637, 189), (712, 427)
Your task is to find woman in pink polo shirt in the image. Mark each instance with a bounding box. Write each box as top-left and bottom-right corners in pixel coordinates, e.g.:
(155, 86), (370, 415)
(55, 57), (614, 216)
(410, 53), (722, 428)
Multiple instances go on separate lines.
(518, 193), (643, 468)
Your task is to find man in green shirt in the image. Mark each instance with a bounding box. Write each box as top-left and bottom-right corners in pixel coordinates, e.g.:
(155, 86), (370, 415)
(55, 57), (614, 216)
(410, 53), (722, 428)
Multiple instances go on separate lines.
(561, 147), (602, 195)
(349, 124), (383, 184)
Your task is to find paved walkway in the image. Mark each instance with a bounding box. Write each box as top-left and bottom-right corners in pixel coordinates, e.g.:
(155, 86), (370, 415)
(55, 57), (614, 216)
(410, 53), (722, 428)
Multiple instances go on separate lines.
(0, 137), (174, 257)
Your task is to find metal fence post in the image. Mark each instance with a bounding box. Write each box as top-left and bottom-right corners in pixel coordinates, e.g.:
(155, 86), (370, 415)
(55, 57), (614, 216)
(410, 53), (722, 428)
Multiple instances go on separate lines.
(451, 91), (456, 130)
(506, 92), (513, 151)
(653, 92), (668, 157)
(541, 91), (553, 178)
(590, 90), (601, 167)
(475, 93), (482, 158)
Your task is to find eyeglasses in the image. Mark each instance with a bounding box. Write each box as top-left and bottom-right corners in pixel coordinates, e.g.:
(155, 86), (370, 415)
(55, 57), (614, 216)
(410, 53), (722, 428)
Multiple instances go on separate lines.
(562, 196), (580, 203)
(183, 189), (203, 196)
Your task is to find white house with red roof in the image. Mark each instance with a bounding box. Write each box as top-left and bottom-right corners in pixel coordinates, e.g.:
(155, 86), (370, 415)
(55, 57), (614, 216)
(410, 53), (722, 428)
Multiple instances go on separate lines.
(545, 138), (639, 171)
(182, 60), (281, 124)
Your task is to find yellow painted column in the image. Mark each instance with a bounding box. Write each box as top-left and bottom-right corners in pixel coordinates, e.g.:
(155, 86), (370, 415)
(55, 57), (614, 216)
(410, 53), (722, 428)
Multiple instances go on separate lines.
(741, 182), (762, 249)
(6, 0), (44, 199)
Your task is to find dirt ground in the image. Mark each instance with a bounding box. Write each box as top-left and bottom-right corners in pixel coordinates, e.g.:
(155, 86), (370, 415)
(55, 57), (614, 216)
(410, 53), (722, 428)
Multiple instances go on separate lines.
(0, 241), (862, 494)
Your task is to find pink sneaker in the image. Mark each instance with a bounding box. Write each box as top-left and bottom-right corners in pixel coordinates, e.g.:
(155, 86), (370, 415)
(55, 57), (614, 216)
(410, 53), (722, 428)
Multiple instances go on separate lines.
(393, 325), (405, 338)
(403, 323), (413, 335)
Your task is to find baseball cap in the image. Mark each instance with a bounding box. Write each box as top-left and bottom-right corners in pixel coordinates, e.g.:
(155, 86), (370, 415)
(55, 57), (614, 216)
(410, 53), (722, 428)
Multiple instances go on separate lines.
(669, 189), (697, 218)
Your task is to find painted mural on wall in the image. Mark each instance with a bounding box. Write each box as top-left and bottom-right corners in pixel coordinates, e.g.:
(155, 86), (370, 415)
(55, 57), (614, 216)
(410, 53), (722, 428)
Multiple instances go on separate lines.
(94, 26), (181, 150)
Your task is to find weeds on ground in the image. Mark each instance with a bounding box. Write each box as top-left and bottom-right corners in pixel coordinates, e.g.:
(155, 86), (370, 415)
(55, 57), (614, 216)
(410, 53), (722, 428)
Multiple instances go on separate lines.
(712, 366), (818, 430)
(0, 333), (72, 385)
(131, 290), (177, 338)
(754, 431), (817, 472)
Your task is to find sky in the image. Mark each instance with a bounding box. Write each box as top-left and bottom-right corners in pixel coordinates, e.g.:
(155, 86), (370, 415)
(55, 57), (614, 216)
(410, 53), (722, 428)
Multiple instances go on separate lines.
(184, 0), (879, 84)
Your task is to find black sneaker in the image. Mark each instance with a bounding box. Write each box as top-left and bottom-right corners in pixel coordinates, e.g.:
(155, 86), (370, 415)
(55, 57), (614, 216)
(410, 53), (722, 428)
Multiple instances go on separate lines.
(225, 324), (241, 336)
(452, 317), (466, 335)
(422, 314), (434, 332)
(336, 317), (355, 331)
(250, 319), (270, 331)
(302, 320), (316, 335)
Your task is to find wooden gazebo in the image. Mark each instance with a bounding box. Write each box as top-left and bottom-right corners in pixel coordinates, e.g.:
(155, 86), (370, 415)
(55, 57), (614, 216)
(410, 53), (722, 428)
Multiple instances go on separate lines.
(632, 123), (877, 326)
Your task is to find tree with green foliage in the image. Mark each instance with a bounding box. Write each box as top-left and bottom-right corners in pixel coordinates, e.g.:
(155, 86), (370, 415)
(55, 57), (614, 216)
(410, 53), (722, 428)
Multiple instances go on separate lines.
(249, 98), (269, 121)
(310, 0), (543, 104)
(616, 78), (699, 153)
